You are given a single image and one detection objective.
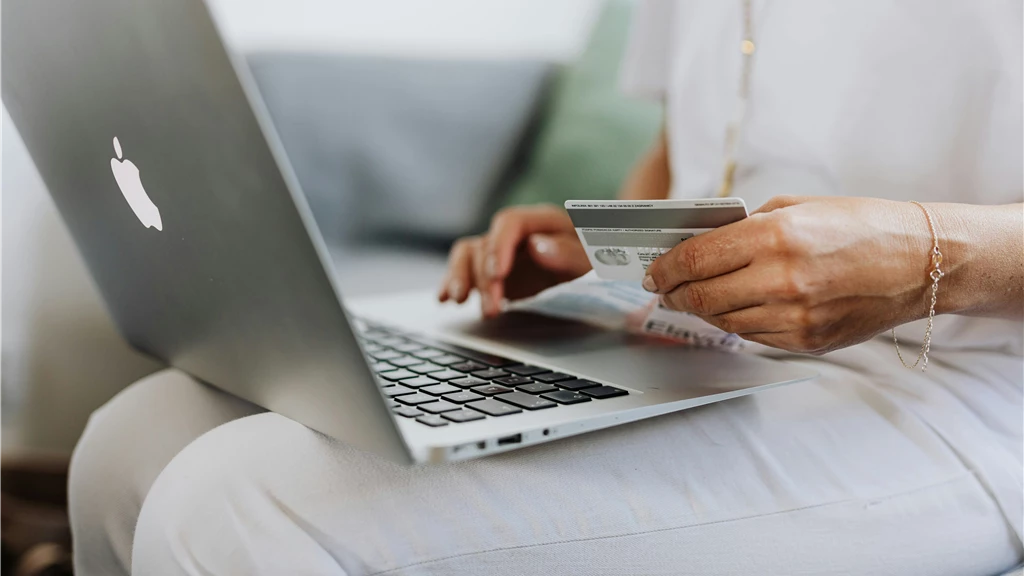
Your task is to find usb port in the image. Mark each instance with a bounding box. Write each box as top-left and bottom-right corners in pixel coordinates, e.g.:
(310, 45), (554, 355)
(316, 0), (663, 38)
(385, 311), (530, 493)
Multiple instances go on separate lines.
(497, 434), (522, 446)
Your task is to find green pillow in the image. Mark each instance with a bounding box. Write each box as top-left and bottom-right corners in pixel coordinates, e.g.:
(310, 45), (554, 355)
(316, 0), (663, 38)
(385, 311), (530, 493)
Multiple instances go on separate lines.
(502, 0), (663, 208)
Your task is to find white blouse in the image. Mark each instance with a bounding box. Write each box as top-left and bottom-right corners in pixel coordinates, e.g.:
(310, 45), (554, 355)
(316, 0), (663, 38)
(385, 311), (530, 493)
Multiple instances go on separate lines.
(621, 0), (1023, 354)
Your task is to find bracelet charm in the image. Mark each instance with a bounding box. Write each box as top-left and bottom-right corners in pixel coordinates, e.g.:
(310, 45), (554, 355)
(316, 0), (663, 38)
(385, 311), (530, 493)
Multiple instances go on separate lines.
(893, 201), (944, 371)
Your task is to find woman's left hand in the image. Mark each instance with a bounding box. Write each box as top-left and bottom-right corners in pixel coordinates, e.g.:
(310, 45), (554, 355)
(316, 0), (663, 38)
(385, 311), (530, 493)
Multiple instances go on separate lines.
(642, 195), (936, 354)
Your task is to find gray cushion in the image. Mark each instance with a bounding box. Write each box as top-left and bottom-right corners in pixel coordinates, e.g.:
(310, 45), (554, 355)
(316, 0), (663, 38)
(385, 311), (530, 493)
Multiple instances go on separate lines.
(246, 53), (552, 244)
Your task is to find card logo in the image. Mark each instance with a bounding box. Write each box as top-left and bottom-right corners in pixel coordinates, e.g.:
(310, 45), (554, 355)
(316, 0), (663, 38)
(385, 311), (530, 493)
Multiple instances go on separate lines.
(593, 248), (630, 266)
(110, 137), (162, 231)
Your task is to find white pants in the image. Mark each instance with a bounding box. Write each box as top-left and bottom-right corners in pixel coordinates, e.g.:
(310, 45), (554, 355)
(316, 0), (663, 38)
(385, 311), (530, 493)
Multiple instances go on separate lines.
(70, 339), (1024, 575)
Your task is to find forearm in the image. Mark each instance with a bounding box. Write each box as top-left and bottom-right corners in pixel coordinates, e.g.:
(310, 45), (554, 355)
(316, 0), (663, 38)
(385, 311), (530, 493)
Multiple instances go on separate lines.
(618, 127), (671, 201)
(918, 202), (1024, 320)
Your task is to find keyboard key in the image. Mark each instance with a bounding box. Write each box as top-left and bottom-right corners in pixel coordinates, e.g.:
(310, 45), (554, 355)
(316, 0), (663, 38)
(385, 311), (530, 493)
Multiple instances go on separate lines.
(370, 349), (402, 361)
(471, 384), (513, 396)
(389, 356), (423, 367)
(363, 329), (391, 340)
(409, 363), (444, 374)
(558, 378), (601, 391)
(432, 354), (466, 366)
(541, 390), (591, 405)
(517, 382), (558, 395)
(451, 376), (488, 388)
(369, 361), (395, 373)
(362, 343), (384, 354)
(506, 365), (551, 377)
(387, 400), (400, 408)
(396, 393), (436, 406)
(378, 369), (417, 381)
(581, 385), (628, 399)
(471, 368), (510, 380)
(429, 369), (467, 381)
(451, 361), (488, 373)
(421, 383), (460, 396)
(415, 414), (448, 427)
(496, 392), (556, 410)
(377, 336), (407, 347)
(443, 391), (484, 404)
(418, 400), (461, 414)
(399, 376), (439, 389)
(443, 409), (486, 423)
(382, 384), (416, 397)
(534, 372), (574, 383)
(394, 342), (425, 353)
(393, 406), (423, 418)
(494, 375), (533, 387)
(467, 399), (522, 417)
(412, 348), (445, 359)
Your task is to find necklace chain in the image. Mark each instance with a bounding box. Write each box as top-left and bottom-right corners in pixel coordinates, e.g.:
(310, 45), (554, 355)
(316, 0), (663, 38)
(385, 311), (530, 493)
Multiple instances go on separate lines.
(717, 0), (756, 198)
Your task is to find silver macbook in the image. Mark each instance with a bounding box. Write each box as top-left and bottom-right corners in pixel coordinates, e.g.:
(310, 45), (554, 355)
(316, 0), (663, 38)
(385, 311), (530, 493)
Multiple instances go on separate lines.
(2, 0), (816, 463)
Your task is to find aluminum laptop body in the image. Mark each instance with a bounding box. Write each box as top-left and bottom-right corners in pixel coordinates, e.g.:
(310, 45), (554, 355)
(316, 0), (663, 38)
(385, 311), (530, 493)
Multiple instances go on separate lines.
(2, 0), (817, 464)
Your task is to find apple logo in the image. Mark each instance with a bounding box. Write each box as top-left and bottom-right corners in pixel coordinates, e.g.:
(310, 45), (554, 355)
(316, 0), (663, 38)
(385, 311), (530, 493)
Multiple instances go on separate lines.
(110, 136), (162, 231)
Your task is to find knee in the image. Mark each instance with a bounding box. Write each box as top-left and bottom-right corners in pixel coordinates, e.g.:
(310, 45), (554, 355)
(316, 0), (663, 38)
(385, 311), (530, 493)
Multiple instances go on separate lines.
(68, 368), (181, 574)
(70, 369), (209, 519)
(131, 413), (329, 574)
(69, 368), (261, 575)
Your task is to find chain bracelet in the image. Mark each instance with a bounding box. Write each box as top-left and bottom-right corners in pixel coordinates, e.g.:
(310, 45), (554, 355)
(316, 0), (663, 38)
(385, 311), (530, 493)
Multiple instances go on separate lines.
(893, 201), (944, 371)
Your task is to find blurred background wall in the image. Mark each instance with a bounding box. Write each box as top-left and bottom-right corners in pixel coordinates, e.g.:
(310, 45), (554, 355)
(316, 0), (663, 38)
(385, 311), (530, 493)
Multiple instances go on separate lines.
(1, 0), (603, 456)
(212, 0), (598, 58)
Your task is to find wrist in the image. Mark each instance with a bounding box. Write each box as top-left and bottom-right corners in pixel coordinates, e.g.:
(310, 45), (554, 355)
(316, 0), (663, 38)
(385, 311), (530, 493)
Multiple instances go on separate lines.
(912, 203), (977, 316)
(888, 200), (1022, 325)
(927, 204), (965, 315)
(891, 200), (942, 323)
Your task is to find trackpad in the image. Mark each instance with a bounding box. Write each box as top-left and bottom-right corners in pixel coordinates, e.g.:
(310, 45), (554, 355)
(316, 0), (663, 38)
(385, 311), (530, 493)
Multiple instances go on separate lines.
(349, 291), (813, 398)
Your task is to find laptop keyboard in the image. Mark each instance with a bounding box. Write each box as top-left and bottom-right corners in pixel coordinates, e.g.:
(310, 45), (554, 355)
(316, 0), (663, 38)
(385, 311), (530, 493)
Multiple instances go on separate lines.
(355, 322), (629, 428)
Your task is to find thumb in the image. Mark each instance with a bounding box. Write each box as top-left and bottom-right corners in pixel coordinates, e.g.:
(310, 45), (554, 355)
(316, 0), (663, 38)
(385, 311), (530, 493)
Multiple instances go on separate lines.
(527, 233), (591, 277)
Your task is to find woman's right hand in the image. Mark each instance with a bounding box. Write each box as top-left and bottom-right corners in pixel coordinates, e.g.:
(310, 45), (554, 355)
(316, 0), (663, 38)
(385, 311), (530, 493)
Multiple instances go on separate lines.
(437, 204), (592, 317)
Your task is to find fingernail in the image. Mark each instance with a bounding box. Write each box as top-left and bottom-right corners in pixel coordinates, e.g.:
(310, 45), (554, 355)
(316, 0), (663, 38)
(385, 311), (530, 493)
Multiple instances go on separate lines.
(485, 254), (498, 278)
(481, 292), (492, 312)
(532, 235), (553, 255)
(642, 275), (658, 292)
(448, 279), (464, 300)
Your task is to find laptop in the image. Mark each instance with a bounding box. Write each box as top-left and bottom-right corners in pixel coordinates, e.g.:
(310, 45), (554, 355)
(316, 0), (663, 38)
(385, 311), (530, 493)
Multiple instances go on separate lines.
(2, 0), (816, 463)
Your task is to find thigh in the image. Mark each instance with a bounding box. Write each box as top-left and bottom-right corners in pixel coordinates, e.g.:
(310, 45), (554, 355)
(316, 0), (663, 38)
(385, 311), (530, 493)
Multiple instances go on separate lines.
(133, 359), (1022, 576)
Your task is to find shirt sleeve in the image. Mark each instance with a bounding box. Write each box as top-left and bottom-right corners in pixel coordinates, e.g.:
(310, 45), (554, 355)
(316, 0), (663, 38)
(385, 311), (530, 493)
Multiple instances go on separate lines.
(619, 0), (676, 100)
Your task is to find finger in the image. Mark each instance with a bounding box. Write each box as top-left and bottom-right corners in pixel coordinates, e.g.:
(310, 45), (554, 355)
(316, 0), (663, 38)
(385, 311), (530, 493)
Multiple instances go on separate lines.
(471, 238), (500, 317)
(738, 332), (819, 354)
(736, 332), (787, 350)
(440, 238), (476, 303)
(484, 205), (574, 281)
(659, 266), (771, 316)
(643, 222), (756, 294)
(527, 233), (591, 277)
(698, 304), (801, 335)
(739, 329), (833, 355)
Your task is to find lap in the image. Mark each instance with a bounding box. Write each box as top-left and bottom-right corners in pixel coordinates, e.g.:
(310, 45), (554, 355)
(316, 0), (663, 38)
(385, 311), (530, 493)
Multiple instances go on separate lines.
(128, 341), (1023, 575)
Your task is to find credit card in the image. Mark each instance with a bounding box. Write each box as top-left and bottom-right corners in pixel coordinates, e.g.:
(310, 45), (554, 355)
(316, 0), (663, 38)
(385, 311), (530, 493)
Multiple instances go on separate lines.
(565, 198), (748, 281)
